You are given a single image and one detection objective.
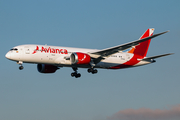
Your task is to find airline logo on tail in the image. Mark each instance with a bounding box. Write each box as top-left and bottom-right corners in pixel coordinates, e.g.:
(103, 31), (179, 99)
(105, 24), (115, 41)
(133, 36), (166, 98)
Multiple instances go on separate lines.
(128, 28), (154, 58)
(110, 28), (155, 69)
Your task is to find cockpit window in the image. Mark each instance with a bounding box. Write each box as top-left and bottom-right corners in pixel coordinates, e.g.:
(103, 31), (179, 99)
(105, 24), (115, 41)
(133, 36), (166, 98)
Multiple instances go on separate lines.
(10, 48), (18, 51)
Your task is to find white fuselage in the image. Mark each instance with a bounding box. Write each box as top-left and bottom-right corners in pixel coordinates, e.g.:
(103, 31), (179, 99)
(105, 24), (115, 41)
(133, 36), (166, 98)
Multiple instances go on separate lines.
(5, 44), (151, 69)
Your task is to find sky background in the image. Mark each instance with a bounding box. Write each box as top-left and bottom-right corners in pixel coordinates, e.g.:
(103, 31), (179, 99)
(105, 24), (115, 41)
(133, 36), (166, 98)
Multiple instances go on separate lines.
(1, 0), (180, 120)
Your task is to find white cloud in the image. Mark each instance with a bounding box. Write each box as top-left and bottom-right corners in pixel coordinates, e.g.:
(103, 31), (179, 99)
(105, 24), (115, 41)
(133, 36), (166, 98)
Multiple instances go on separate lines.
(107, 105), (180, 120)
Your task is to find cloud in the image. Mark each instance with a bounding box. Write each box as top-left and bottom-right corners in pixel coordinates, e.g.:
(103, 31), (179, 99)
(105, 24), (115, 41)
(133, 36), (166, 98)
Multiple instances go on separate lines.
(107, 104), (180, 120)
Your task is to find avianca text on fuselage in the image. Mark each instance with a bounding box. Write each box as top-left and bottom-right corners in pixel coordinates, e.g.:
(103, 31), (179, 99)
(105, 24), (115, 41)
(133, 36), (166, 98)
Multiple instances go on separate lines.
(32, 46), (68, 54)
(5, 28), (173, 78)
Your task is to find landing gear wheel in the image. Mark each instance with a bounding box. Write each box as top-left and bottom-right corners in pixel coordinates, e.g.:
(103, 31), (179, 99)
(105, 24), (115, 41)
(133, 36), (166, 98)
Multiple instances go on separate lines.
(19, 66), (24, 70)
(88, 68), (98, 74)
(75, 73), (81, 78)
(92, 69), (98, 74)
(88, 68), (94, 73)
(71, 72), (76, 77)
(87, 68), (91, 73)
(71, 67), (81, 78)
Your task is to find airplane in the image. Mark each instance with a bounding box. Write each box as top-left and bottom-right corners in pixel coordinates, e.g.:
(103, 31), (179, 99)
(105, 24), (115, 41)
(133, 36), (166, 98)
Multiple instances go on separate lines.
(5, 28), (173, 78)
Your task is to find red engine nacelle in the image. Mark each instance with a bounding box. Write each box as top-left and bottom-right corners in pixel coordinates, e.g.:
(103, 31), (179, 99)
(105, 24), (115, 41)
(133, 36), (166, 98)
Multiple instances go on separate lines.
(70, 52), (91, 64)
(37, 64), (59, 73)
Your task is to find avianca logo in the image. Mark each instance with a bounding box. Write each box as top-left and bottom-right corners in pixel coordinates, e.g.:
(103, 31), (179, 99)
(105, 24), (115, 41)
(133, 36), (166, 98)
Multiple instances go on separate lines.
(32, 46), (68, 54)
(81, 54), (87, 61)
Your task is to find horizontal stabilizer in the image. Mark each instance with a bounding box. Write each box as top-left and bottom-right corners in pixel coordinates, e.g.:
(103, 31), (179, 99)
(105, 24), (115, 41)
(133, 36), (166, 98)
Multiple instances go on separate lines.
(141, 53), (174, 61)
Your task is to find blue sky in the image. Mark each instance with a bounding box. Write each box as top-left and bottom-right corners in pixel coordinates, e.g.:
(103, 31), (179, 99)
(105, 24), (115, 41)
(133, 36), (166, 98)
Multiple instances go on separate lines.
(1, 0), (180, 120)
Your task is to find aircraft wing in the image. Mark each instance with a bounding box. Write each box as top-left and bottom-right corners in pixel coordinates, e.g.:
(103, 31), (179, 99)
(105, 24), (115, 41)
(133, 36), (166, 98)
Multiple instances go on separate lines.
(88, 31), (169, 64)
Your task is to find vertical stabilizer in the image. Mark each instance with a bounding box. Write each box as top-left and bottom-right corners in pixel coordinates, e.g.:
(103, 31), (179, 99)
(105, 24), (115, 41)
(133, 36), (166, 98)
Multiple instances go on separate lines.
(128, 28), (154, 58)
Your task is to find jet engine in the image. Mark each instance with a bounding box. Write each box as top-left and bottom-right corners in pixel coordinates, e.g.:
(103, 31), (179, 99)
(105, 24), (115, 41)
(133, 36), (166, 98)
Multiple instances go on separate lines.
(37, 64), (59, 73)
(70, 52), (91, 64)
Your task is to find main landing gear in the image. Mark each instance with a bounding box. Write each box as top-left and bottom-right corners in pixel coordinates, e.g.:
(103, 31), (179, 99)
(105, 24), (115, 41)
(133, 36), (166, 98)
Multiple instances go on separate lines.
(87, 68), (98, 74)
(17, 61), (24, 70)
(71, 67), (98, 78)
(88, 62), (98, 74)
(71, 67), (81, 78)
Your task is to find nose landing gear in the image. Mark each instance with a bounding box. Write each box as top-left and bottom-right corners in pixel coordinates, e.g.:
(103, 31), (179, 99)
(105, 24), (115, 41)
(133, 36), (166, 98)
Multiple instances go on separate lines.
(17, 61), (24, 70)
(71, 67), (81, 78)
(19, 65), (24, 70)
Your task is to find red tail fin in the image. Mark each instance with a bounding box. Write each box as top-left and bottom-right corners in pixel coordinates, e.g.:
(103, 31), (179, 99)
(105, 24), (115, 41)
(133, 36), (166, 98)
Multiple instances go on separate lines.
(128, 28), (154, 58)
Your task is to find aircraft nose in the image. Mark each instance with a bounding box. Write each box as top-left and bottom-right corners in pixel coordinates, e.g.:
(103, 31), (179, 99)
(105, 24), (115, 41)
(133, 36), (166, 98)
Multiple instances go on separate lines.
(5, 52), (11, 59)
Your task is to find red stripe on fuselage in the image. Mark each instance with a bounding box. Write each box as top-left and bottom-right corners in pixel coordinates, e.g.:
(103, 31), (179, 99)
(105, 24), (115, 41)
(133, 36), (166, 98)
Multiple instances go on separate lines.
(109, 54), (143, 69)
